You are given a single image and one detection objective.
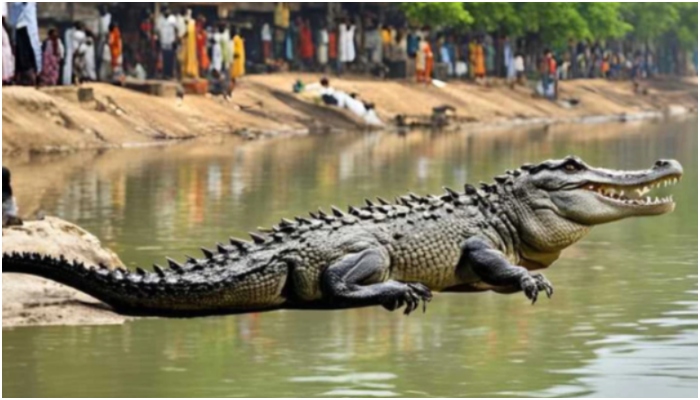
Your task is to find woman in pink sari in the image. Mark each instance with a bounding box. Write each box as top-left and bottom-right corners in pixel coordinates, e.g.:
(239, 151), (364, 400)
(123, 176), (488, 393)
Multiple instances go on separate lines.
(40, 29), (63, 86)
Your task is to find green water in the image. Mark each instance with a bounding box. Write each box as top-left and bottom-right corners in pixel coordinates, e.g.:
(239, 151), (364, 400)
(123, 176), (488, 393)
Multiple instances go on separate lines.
(3, 118), (698, 397)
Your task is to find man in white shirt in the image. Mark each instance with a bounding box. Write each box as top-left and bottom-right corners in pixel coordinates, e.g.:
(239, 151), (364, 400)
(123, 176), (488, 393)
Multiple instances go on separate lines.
(92, 4), (110, 81)
(157, 8), (177, 78)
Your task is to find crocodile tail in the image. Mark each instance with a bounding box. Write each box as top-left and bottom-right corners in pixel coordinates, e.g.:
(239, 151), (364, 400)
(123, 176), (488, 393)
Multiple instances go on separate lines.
(2, 251), (289, 317)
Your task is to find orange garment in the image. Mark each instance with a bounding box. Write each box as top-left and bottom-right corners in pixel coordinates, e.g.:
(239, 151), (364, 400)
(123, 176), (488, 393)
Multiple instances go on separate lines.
(196, 22), (210, 71)
(473, 43), (485, 77)
(424, 42), (434, 83)
(549, 57), (557, 74)
(416, 40), (433, 83)
(109, 27), (122, 68)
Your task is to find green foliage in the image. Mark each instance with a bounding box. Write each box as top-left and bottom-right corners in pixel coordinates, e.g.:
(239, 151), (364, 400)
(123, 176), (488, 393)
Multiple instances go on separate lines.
(620, 3), (697, 50)
(620, 2), (681, 42)
(577, 2), (632, 39)
(457, 2), (632, 43)
(516, 3), (589, 45)
(399, 2), (473, 28)
(399, 2), (697, 51)
(669, 2), (698, 50)
(462, 3), (521, 34)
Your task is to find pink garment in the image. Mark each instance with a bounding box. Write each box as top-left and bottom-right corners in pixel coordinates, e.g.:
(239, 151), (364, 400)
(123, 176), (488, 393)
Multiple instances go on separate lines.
(40, 39), (61, 85)
(2, 24), (14, 81)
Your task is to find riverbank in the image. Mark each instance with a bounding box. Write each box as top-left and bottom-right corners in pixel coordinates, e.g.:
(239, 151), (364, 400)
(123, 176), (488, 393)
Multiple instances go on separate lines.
(2, 75), (697, 155)
(3, 217), (127, 327)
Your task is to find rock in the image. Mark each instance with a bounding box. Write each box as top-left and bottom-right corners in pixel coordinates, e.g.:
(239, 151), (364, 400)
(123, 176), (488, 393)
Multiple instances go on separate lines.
(77, 87), (94, 103)
(3, 216), (124, 268)
(3, 217), (127, 327)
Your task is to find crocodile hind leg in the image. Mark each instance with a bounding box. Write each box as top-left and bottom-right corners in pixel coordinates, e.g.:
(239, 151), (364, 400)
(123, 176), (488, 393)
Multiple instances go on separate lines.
(321, 248), (432, 315)
(459, 237), (553, 304)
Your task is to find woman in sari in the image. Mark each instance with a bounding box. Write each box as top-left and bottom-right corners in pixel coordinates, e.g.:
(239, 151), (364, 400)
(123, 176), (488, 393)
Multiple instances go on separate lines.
(472, 39), (486, 82)
(182, 10), (198, 78)
(195, 15), (209, 75)
(39, 28), (62, 85)
(231, 30), (245, 80)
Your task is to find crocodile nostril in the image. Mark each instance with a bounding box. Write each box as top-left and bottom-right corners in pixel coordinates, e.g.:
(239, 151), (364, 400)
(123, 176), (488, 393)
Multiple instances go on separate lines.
(654, 160), (671, 168)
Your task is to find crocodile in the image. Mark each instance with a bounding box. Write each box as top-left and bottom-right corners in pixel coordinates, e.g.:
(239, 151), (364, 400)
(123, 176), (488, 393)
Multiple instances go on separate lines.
(2, 157), (683, 317)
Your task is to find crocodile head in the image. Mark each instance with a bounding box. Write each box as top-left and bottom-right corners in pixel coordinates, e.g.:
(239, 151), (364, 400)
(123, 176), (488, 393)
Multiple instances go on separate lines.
(507, 156), (683, 252)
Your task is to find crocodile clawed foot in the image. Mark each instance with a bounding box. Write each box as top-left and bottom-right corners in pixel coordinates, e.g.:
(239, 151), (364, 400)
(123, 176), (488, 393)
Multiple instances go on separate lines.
(404, 283), (433, 315)
(381, 282), (433, 315)
(520, 273), (554, 305)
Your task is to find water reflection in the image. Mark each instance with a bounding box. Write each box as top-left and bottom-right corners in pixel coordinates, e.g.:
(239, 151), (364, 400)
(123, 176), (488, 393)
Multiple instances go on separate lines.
(3, 118), (697, 397)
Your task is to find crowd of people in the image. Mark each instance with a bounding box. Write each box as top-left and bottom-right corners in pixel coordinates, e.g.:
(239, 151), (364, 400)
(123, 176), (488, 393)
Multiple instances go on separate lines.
(2, 2), (664, 97)
(2, 3), (126, 86)
(1, 3), (247, 91)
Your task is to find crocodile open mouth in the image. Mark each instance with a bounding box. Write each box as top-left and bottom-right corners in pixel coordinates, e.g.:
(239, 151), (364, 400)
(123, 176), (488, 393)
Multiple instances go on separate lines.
(583, 175), (680, 207)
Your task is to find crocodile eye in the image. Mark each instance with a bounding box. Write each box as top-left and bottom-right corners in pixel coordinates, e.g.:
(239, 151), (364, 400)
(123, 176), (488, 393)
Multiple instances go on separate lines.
(563, 161), (582, 172)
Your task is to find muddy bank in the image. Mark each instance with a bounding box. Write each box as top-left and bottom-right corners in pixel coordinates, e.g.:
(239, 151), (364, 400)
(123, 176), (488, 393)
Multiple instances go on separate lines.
(3, 217), (127, 327)
(2, 75), (697, 155)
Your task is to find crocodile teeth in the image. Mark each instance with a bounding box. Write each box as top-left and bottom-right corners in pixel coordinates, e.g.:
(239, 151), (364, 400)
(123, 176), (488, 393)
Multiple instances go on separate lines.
(636, 186), (651, 196)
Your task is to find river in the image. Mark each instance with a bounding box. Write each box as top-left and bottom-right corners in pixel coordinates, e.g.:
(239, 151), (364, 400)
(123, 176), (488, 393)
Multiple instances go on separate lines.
(3, 118), (697, 397)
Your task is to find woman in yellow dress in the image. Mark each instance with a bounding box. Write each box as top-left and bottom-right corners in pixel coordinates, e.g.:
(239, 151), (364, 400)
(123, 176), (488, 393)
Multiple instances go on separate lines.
(182, 10), (198, 78)
(231, 30), (245, 80)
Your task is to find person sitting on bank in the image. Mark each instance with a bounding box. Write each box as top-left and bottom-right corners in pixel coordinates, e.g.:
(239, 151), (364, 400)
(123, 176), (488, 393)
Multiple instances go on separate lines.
(3, 167), (22, 227)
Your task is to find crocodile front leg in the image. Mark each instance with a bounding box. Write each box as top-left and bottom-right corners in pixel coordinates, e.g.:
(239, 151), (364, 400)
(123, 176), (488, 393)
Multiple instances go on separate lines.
(321, 248), (432, 315)
(459, 237), (553, 304)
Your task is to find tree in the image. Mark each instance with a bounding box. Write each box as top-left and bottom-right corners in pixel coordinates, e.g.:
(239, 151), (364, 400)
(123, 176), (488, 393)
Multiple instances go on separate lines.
(577, 2), (632, 40)
(669, 2), (698, 51)
(399, 2), (473, 28)
(462, 2), (522, 34)
(620, 3), (681, 43)
(516, 3), (589, 46)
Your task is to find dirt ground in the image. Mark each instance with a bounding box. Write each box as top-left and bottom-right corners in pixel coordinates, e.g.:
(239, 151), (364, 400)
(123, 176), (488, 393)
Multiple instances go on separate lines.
(2, 75), (697, 155)
(3, 217), (128, 327)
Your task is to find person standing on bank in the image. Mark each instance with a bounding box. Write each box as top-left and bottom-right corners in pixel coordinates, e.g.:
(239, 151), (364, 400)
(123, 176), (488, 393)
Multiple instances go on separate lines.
(156, 8), (177, 79)
(9, 1), (41, 86)
(2, 1), (15, 83)
(39, 28), (63, 86)
(231, 28), (245, 81)
(338, 18), (355, 75)
(317, 23), (329, 72)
